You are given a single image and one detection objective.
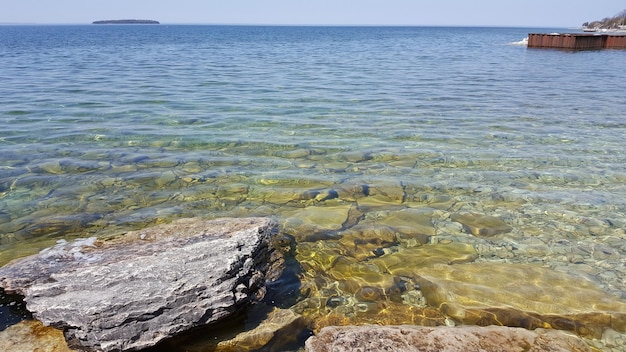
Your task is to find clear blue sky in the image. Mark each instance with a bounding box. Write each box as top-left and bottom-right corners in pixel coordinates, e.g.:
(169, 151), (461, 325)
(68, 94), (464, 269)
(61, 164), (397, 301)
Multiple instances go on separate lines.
(2, 0), (624, 27)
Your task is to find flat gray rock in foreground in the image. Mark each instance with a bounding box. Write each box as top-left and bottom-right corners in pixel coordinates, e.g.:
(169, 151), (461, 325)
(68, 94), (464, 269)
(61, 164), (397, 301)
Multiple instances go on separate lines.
(305, 325), (592, 352)
(0, 217), (284, 352)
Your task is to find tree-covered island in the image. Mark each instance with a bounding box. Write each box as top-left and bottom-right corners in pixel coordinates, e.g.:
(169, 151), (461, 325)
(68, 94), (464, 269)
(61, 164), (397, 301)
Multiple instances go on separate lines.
(92, 19), (160, 24)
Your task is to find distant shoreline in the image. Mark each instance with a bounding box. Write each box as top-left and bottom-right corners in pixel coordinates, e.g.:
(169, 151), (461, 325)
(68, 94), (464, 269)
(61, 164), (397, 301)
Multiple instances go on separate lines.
(92, 19), (159, 25)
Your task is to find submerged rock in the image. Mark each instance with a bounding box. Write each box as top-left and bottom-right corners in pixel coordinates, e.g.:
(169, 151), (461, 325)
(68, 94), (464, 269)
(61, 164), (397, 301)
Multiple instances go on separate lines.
(282, 205), (352, 241)
(337, 224), (399, 260)
(294, 241), (477, 332)
(415, 263), (626, 337)
(376, 207), (437, 241)
(149, 307), (308, 352)
(366, 182), (406, 203)
(305, 325), (592, 352)
(370, 242), (479, 276)
(0, 217), (285, 352)
(451, 212), (512, 236)
(215, 308), (306, 351)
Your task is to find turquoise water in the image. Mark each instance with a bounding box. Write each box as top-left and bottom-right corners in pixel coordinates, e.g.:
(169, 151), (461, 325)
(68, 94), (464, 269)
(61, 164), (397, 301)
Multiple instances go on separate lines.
(1, 25), (626, 347)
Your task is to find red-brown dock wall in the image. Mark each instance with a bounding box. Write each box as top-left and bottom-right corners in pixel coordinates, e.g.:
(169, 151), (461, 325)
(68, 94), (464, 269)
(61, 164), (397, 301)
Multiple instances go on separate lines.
(528, 33), (626, 50)
(605, 34), (626, 49)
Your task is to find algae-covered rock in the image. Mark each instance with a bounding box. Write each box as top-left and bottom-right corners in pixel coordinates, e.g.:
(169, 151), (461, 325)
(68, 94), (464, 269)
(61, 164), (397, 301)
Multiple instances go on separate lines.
(305, 325), (592, 352)
(414, 262), (626, 337)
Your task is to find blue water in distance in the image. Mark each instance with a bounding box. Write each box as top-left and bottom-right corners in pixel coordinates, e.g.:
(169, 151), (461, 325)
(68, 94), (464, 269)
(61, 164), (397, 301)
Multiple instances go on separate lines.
(1, 25), (626, 347)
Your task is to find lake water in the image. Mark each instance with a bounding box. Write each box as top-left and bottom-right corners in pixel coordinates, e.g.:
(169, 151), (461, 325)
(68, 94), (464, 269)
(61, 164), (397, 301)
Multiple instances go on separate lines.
(1, 25), (625, 350)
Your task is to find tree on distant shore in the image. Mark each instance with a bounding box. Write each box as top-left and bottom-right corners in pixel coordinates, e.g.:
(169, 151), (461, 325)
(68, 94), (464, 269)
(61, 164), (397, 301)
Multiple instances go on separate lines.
(583, 9), (626, 28)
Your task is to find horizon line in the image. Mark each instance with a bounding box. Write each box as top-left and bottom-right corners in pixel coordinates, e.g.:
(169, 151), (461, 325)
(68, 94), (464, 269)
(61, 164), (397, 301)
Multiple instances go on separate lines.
(0, 22), (574, 29)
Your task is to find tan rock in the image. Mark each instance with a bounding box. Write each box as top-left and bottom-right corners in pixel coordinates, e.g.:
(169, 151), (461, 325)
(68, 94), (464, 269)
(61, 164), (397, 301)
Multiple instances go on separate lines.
(275, 148), (313, 159)
(451, 212), (512, 236)
(377, 207), (437, 237)
(297, 242), (345, 273)
(0, 320), (76, 352)
(322, 161), (350, 173)
(308, 306), (447, 333)
(415, 263), (626, 337)
(416, 194), (457, 211)
(366, 182), (406, 203)
(155, 170), (178, 187)
(37, 160), (63, 174)
(356, 195), (406, 210)
(305, 325), (592, 352)
(282, 205), (352, 241)
(334, 184), (367, 201)
(216, 308), (305, 351)
(294, 241), (477, 333)
(337, 225), (398, 260)
(216, 183), (249, 202)
(370, 242), (478, 276)
(246, 185), (288, 205)
(337, 151), (371, 163)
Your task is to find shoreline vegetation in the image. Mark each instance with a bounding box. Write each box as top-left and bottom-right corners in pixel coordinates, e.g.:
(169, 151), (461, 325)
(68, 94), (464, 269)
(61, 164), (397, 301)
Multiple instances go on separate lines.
(582, 9), (626, 31)
(92, 19), (159, 24)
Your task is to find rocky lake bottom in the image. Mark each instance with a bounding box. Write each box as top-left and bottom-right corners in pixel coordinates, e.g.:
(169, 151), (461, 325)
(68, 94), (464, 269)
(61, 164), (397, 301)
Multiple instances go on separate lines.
(1, 145), (625, 351)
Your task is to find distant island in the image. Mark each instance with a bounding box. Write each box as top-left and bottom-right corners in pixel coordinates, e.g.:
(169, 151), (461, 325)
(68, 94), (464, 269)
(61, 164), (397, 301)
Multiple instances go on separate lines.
(92, 19), (160, 24)
(582, 9), (625, 31)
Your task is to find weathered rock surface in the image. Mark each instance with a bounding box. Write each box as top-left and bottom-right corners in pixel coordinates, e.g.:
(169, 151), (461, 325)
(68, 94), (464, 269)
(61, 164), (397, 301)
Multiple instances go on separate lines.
(0, 217), (285, 352)
(305, 325), (592, 352)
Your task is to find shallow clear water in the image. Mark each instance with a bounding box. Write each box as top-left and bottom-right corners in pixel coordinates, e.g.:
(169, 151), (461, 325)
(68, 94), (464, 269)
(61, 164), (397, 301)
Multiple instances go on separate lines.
(1, 25), (625, 348)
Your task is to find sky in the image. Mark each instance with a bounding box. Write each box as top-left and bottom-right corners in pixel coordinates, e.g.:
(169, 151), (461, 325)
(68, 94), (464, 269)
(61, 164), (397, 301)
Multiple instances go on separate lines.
(1, 0), (624, 27)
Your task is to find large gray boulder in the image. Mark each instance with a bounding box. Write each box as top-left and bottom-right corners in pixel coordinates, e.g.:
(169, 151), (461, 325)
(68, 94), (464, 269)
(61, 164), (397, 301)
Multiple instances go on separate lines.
(0, 217), (285, 352)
